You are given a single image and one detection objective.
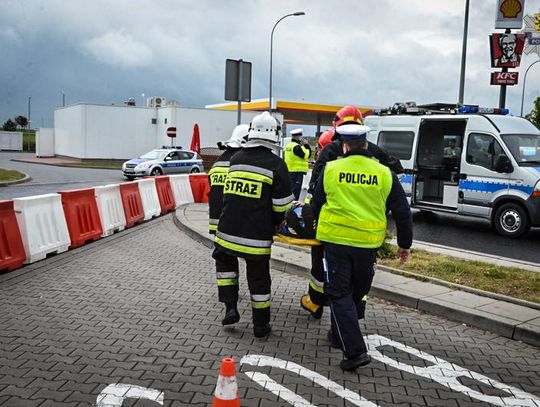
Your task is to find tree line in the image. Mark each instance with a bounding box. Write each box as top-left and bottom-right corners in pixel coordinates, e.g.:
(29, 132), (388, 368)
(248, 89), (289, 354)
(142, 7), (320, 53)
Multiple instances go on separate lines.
(1, 116), (29, 131)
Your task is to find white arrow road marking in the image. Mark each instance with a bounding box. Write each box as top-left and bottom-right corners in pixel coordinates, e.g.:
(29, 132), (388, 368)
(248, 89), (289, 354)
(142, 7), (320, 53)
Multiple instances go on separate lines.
(366, 334), (540, 407)
(241, 354), (379, 406)
(244, 371), (316, 407)
(96, 384), (164, 406)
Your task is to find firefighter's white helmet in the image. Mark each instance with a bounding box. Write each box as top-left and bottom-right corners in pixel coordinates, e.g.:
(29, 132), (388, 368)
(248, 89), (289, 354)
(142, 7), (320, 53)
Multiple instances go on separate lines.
(248, 111), (281, 144)
(225, 124), (249, 148)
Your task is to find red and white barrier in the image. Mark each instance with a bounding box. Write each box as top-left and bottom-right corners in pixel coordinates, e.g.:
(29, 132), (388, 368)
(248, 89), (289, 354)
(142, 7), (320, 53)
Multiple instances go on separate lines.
(153, 176), (175, 214)
(3, 171), (211, 270)
(95, 184), (126, 237)
(137, 178), (161, 220)
(119, 182), (145, 228)
(189, 173), (210, 203)
(13, 193), (70, 264)
(60, 188), (103, 249)
(169, 174), (194, 207)
(0, 200), (26, 272)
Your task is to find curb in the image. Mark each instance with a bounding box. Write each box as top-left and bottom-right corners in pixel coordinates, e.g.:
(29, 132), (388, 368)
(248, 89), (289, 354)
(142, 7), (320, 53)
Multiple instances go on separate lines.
(0, 173), (31, 186)
(173, 205), (540, 348)
(10, 158), (120, 170)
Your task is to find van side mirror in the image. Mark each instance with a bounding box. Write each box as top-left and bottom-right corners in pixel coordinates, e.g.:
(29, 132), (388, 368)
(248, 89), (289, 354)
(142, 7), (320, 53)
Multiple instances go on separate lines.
(495, 155), (513, 173)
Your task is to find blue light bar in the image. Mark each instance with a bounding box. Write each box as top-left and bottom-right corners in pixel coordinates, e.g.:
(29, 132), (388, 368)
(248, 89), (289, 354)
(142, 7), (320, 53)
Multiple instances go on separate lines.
(459, 105), (509, 115)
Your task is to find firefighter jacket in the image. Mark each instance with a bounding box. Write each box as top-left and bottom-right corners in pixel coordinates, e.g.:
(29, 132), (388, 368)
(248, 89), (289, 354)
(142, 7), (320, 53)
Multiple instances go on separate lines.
(308, 139), (404, 194)
(208, 147), (240, 234)
(284, 139), (311, 173)
(312, 149), (413, 249)
(215, 146), (294, 259)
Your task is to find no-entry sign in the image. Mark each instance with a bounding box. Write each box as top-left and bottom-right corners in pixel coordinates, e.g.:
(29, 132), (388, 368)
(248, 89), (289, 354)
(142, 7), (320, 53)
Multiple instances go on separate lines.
(166, 127), (176, 138)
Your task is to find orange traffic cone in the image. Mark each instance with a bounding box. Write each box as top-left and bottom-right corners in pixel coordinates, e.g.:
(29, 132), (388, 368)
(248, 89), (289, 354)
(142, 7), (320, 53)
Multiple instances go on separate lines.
(212, 357), (240, 407)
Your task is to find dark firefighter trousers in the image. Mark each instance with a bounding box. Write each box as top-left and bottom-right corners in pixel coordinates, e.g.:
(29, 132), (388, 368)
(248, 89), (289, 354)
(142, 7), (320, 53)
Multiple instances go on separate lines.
(212, 249), (271, 326)
(309, 244), (368, 319)
(323, 242), (377, 359)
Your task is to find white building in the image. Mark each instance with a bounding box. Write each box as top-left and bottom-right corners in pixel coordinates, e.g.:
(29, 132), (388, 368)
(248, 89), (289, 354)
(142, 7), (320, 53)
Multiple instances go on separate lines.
(37, 101), (278, 160)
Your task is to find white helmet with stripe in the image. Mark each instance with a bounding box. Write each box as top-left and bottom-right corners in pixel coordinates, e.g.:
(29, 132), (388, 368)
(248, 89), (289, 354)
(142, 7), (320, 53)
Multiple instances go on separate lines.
(225, 124), (249, 148)
(248, 111), (281, 144)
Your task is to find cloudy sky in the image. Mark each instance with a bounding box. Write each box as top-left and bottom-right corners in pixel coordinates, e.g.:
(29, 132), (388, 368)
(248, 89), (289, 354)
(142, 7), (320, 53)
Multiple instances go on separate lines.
(1, 0), (539, 128)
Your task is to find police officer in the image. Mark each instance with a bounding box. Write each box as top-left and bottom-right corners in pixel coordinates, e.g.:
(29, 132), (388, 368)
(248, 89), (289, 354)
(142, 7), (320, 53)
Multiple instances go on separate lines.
(284, 128), (312, 200)
(311, 123), (412, 371)
(301, 106), (404, 320)
(213, 111), (294, 338)
(208, 124), (249, 234)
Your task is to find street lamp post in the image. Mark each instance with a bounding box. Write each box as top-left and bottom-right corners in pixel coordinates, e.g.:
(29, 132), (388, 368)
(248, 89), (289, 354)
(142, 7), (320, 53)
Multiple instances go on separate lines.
(520, 58), (540, 117)
(62, 91), (65, 107)
(269, 11), (305, 112)
(27, 97), (31, 129)
(458, 0), (470, 105)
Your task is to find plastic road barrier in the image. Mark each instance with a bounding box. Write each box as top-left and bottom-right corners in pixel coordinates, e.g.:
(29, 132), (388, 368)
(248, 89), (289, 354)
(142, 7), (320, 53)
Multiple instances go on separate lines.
(119, 182), (145, 228)
(94, 184), (126, 237)
(189, 173), (210, 203)
(13, 193), (70, 264)
(137, 178), (161, 220)
(169, 174), (195, 207)
(153, 176), (175, 214)
(59, 188), (103, 249)
(0, 200), (26, 272)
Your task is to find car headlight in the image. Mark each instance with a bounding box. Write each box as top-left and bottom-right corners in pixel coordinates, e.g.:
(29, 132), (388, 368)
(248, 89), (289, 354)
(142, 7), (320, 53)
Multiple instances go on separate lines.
(136, 162), (152, 170)
(533, 180), (540, 198)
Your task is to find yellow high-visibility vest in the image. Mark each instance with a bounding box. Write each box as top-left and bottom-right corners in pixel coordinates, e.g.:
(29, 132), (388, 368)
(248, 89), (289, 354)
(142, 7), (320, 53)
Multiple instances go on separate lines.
(284, 142), (310, 173)
(316, 155), (392, 248)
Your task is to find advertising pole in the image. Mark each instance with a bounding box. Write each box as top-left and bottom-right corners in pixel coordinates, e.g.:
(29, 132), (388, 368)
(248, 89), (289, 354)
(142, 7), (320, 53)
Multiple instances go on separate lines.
(499, 28), (512, 109)
(458, 0), (470, 105)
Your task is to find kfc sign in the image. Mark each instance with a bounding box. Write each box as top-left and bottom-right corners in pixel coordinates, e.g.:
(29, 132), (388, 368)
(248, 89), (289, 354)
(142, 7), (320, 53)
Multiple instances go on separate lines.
(491, 71), (519, 85)
(490, 33), (525, 68)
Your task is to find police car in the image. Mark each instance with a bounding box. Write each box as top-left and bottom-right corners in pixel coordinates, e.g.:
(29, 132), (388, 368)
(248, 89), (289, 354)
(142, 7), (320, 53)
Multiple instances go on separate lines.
(122, 147), (204, 180)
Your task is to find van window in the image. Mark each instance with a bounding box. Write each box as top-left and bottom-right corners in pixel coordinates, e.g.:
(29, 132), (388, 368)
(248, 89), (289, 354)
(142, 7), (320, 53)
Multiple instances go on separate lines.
(378, 131), (414, 160)
(501, 134), (540, 165)
(466, 133), (508, 171)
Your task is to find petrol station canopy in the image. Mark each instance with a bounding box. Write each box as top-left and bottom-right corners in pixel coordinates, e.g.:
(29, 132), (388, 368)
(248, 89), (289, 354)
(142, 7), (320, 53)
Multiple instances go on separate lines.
(206, 99), (374, 133)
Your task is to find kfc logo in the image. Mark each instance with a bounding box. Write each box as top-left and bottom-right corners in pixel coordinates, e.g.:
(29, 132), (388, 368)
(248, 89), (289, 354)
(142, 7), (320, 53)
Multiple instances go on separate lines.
(490, 71), (519, 85)
(490, 33), (525, 68)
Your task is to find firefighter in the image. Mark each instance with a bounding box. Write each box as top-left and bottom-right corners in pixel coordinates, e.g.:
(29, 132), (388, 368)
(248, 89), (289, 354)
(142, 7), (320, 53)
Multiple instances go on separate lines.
(316, 129), (334, 159)
(208, 124), (249, 234)
(301, 105), (404, 320)
(284, 128), (312, 200)
(213, 111), (294, 338)
(311, 123), (412, 371)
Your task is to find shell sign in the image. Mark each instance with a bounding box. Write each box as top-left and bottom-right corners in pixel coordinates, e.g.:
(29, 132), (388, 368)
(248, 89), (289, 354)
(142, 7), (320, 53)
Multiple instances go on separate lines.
(495, 0), (525, 29)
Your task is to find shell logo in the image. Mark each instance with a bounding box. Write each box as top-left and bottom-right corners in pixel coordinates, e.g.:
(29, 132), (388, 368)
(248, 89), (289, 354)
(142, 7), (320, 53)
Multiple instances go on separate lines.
(499, 0), (522, 19)
(534, 13), (540, 32)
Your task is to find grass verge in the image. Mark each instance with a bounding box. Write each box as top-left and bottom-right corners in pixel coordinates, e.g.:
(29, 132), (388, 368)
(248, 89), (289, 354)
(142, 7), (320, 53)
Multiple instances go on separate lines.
(378, 243), (540, 304)
(0, 168), (26, 182)
(61, 162), (122, 170)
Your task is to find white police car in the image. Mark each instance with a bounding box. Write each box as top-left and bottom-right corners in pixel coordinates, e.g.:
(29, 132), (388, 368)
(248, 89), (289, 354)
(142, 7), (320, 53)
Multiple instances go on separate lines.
(122, 147), (204, 180)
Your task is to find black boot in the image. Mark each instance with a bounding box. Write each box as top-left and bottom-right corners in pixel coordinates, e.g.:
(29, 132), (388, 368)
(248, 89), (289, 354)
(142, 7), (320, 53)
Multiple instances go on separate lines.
(339, 353), (371, 371)
(222, 302), (240, 325)
(253, 323), (271, 338)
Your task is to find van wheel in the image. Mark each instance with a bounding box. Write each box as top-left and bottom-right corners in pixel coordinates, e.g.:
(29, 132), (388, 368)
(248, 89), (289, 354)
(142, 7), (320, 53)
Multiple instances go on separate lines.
(493, 203), (530, 238)
(190, 167), (200, 173)
(150, 167), (162, 176)
(125, 176), (135, 181)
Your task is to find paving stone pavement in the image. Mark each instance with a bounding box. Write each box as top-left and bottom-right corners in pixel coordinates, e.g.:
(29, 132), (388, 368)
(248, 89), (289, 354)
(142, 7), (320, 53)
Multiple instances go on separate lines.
(0, 215), (538, 407)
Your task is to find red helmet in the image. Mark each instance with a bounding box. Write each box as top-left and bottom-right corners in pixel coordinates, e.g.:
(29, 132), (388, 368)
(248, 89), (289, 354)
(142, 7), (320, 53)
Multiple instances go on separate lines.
(333, 105), (363, 128)
(318, 129), (335, 149)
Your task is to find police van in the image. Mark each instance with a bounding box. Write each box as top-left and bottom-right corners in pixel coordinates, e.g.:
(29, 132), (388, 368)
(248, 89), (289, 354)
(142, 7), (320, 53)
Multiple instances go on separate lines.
(364, 104), (540, 238)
